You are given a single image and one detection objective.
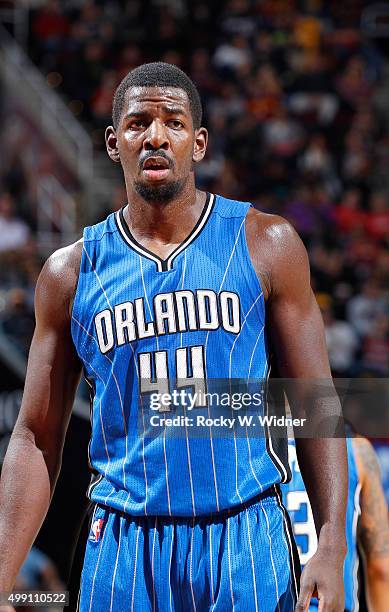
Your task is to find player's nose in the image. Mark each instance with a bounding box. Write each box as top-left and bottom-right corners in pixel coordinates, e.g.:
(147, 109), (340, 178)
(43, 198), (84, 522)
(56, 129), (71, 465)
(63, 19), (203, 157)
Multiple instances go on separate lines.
(143, 118), (169, 151)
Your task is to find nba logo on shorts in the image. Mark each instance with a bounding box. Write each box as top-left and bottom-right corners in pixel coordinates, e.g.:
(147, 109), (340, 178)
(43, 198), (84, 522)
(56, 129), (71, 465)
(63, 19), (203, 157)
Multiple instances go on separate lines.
(90, 518), (104, 542)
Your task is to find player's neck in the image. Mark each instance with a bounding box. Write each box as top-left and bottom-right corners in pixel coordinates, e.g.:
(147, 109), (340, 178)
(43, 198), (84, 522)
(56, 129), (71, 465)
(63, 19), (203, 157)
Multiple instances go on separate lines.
(123, 183), (207, 246)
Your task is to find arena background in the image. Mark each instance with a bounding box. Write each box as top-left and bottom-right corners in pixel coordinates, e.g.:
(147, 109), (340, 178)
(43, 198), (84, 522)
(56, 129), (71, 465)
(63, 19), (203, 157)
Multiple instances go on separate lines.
(0, 0), (388, 602)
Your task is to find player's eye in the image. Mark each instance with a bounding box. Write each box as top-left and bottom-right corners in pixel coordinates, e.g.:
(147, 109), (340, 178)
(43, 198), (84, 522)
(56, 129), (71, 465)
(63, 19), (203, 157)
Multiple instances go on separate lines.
(129, 120), (147, 130)
(168, 119), (184, 129)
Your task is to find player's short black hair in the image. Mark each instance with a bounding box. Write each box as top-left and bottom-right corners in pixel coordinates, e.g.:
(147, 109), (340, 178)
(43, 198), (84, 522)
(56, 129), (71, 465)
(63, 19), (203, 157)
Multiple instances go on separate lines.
(112, 62), (202, 130)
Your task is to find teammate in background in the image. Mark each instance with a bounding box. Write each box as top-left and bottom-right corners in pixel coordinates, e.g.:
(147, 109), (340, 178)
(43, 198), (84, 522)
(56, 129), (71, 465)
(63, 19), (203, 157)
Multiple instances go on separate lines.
(353, 437), (389, 611)
(283, 436), (389, 611)
(0, 63), (347, 611)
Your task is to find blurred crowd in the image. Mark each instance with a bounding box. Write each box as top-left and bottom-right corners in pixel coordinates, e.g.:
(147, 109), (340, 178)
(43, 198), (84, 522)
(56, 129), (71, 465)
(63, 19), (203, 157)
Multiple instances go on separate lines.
(0, 0), (388, 375)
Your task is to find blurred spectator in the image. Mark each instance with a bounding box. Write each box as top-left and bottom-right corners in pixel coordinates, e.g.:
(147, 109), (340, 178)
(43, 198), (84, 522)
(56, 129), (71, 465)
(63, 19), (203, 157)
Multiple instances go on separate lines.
(284, 185), (333, 242)
(298, 134), (333, 177)
(310, 245), (346, 295)
(0, 288), (35, 356)
(262, 106), (305, 158)
(32, 0), (69, 59)
(345, 229), (380, 278)
(300, 134), (340, 197)
(365, 192), (389, 242)
(336, 56), (373, 108)
(0, 193), (30, 253)
(90, 70), (118, 127)
(347, 280), (388, 338)
(335, 188), (365, 235)
(247, 64), (282, 121)
(360, 315), (389, 376)
(342, 129), (371, 185)
(374, 249), (389, 290)
(213, 34), (251, 73)
(319, 294), (359, 376)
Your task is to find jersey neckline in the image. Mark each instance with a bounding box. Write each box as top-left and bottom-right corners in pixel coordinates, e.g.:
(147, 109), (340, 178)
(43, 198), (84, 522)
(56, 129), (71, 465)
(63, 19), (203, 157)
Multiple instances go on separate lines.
(115, 192), (215, 272)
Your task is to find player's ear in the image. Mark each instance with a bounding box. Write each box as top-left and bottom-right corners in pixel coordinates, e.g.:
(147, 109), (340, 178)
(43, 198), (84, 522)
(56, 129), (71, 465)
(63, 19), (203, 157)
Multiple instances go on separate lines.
(105, 126), (120, 163)
(193, 127), (208, 163)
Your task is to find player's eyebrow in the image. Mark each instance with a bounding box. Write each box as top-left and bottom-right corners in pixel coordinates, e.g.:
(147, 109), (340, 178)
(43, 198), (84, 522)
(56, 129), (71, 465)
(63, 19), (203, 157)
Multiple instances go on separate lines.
(124, 106), (187, 120)
(123, 111), (148, 120)
(161, 106), (186, 116)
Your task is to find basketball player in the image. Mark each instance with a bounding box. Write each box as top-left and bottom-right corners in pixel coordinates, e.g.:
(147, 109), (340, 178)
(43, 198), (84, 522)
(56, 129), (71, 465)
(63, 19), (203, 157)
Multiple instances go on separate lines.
(283, 435), (389, 611)
(0, 63), (347, 611)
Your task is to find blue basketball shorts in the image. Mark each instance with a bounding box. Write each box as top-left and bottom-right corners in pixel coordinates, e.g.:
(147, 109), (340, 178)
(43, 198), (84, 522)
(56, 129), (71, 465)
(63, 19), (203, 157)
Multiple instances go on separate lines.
(78, 490), (300, 611)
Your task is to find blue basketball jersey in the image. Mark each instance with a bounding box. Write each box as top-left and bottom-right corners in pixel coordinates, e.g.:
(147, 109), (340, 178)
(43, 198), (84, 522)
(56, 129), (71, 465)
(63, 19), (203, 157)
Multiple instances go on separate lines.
(71, 193), (290, 517)
(282, 439), (361, 611)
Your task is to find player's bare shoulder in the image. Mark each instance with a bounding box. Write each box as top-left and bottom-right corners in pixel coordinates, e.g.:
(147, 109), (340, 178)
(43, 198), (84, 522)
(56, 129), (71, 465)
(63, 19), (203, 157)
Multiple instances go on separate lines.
(245, 208), (309, 299)
(35, 239), (83, 325)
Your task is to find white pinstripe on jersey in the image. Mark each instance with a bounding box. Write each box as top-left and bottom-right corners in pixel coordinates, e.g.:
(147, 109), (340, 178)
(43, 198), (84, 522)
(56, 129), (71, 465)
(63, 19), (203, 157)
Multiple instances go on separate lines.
(245, 427), (264, 493)
(72, 316), (128, 436)
(179, 249), (187, 349)
(246, 325), (265, 381)
(109, 517), (122, 612)
(261, 504), (281, 612)
(229, 291), (263, 379)
(184, 417), (196, 516)
(209, 523), (215, 608)
(151, 516), (158, 612)
(83, 246), (114, 311)
(244, 509), (259, 612)
(130, 525), (141, 612)
(139, 255), (160, 352)
(352, 482), (362, 612)
(233, 426), (244, 505)
(227, 516), (235, 610)
(189, 518), (197, 612)
(168, 524), (174, 612)
(178, 245), (197, 515)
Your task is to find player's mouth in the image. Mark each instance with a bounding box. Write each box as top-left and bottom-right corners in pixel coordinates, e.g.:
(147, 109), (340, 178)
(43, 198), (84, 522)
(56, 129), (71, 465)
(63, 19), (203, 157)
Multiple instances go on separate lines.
(142, 156), (171, 181)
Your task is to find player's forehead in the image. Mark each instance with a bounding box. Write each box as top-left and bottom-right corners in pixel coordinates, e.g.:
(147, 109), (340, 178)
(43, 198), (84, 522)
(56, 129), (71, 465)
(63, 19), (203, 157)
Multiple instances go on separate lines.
(123, 86), (191, 116)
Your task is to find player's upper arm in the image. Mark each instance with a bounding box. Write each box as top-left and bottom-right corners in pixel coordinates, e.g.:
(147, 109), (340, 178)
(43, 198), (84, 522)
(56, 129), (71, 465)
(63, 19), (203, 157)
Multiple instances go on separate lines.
(247, 212), (331, 378)
(14, 241), (83, 456)
(354, 437), (389, 563)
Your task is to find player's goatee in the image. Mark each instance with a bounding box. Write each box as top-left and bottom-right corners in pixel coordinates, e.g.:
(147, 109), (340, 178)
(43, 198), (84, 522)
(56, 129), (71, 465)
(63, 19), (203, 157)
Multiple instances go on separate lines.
(134, 179), (185, 202)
